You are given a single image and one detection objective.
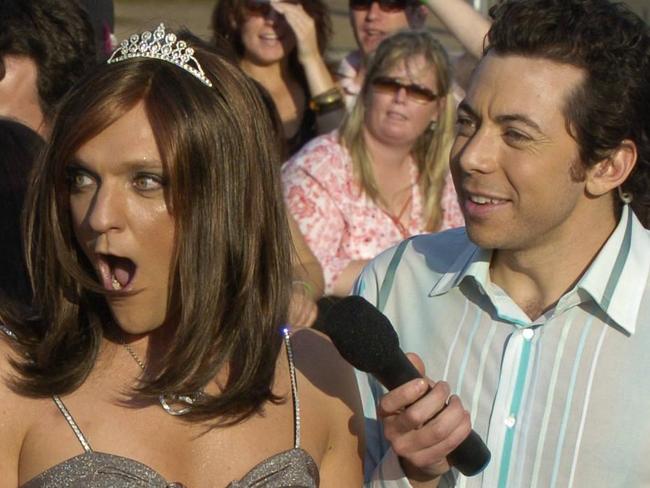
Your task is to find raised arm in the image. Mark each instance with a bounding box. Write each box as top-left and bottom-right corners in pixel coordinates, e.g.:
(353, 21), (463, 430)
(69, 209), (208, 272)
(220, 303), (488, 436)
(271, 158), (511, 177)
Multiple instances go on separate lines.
(422, 0), (492, 59)
(271, 1), (345, 133)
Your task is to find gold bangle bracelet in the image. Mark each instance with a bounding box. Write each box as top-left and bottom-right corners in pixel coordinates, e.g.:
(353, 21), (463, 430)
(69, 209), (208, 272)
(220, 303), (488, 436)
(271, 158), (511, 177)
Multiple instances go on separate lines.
(311, 86), (341, 103)
(309, 89), (344, 113)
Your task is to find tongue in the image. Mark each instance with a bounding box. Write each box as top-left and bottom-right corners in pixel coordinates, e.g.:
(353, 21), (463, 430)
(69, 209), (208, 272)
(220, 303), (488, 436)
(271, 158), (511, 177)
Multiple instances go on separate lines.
(111, 257), (134, 288)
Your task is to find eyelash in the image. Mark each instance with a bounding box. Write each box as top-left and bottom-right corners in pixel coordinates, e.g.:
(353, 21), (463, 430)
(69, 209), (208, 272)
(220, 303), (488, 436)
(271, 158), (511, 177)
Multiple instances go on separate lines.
(455, 115), (476, 136)
(65, 168), (165, 193)
(503, 129), (531, 144)
(66, 168), (95, 192)
(133, 173), (165, 192)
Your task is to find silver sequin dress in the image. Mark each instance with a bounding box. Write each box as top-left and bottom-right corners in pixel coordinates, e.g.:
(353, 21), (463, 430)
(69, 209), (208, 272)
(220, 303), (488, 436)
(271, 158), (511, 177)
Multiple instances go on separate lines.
(20, 334), (319, 488)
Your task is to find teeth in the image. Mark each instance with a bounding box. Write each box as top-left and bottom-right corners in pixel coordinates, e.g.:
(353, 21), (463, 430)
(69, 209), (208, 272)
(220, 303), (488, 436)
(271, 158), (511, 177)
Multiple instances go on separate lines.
(111, 275), (122, 291)
(470, 195), (504, 205)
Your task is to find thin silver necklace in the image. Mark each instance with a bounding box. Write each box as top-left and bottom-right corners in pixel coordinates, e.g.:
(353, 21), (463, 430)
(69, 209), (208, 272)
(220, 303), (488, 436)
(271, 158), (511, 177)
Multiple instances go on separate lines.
(122, 340), (205, 416)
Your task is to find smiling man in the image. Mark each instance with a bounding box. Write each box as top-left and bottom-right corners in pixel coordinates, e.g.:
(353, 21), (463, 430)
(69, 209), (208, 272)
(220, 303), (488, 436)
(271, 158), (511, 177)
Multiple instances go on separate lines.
(354, 0), (650, 486)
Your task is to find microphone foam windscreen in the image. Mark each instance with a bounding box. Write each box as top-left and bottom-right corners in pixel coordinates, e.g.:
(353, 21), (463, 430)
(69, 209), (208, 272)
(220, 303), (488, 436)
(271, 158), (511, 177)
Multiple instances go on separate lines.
(321, 296), (401, 373)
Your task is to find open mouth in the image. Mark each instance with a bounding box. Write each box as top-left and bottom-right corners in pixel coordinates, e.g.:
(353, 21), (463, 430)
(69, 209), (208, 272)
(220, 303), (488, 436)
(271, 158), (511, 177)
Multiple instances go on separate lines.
(97, 253), (137, 291)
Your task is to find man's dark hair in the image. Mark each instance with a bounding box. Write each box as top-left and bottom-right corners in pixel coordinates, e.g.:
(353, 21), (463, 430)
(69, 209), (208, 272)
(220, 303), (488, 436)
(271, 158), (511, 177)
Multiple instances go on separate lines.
(0, 119), (44, 309)
(0, 0), (97, 121)
(486, 0), (650, 214)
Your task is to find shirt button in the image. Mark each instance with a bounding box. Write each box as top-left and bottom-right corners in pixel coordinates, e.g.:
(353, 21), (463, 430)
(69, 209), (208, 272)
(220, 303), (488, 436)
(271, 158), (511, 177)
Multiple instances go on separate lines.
(504, 415), (516, 428)
(522, 329), (534, 341)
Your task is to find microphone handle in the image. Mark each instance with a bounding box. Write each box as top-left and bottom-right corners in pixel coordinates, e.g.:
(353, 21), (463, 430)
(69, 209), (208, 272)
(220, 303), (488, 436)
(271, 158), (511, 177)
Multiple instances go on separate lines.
(374, 353), (490, 477)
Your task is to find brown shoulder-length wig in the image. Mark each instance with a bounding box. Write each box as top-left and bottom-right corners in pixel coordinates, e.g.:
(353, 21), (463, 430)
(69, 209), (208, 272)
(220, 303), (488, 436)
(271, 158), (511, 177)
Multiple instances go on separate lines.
(9, 31), (293, 424)
(211, 0), (332, 91)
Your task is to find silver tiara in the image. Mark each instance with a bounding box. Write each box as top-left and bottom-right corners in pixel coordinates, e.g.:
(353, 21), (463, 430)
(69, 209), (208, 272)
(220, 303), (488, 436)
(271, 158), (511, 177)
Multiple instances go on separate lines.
(107, 23), (213, 88)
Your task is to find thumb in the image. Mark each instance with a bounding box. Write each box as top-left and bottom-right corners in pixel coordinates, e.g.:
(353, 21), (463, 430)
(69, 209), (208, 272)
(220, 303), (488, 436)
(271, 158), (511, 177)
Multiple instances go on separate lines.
(406, 352), (426, 376)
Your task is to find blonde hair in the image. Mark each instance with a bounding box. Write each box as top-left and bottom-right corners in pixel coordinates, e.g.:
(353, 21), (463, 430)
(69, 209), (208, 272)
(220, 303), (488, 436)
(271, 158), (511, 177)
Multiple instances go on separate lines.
(340, 29), (455, 231)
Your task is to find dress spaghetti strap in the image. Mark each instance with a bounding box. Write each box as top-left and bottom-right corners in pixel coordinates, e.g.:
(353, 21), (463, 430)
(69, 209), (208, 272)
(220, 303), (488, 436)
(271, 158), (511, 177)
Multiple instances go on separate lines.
(52, 395), (93, 453)
(282, 327), (301, 449)
(50, 331), (300, 454)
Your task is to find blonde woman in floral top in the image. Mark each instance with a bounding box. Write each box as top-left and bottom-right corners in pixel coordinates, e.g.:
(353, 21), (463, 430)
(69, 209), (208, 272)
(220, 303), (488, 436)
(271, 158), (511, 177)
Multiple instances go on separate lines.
(283, 29), (464, 296)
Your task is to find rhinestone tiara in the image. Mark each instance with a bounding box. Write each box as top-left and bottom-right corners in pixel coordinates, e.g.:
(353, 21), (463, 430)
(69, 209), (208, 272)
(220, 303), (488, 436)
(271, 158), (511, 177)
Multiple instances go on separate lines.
(107, 23), (213, 88)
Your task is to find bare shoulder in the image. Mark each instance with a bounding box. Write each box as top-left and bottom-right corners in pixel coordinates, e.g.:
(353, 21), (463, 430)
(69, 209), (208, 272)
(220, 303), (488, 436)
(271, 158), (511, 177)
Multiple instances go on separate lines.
(290, 328), (361, 407)
(0, 332), (25, 401)
(289, 328), (365, 487)
(0, 332), (35, 418)
(0, 334), (34, 486)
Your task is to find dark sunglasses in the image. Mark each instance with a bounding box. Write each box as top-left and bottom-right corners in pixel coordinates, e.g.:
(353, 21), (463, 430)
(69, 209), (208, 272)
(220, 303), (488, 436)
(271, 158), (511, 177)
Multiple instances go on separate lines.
(244, 0), (300, 16)
(371, 76), (439, 104)
(349, 0), (415, 13)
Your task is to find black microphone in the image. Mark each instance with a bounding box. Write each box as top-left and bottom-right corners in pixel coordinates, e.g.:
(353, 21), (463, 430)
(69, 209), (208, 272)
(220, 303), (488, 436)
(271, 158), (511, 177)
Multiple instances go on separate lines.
(321, 295), (490, 477)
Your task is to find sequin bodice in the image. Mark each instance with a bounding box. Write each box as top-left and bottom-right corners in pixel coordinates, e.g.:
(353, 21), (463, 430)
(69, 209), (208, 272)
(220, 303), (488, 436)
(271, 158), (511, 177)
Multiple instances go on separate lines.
(20, 334), (319, 487)
(21, 448), (318, 488)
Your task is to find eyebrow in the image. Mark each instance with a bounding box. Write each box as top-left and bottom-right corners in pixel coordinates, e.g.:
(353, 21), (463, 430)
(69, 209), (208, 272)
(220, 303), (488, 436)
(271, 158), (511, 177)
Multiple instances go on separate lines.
(495, 114), (543, 133)
(458, 101), (544, 134)
(457, 101), (479, 119)
(70, 158), (164, 173)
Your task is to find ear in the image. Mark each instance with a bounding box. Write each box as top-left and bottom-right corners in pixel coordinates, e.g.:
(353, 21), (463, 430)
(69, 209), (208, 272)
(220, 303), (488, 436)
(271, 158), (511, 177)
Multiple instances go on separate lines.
(407, 5), (428, 28)
(585, 139), (637, 197)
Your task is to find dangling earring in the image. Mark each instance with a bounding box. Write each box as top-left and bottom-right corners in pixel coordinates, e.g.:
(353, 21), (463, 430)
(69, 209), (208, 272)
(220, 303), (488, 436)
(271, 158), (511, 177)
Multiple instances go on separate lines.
(427, 120), (438, 132)
(617, 186), (633, 204)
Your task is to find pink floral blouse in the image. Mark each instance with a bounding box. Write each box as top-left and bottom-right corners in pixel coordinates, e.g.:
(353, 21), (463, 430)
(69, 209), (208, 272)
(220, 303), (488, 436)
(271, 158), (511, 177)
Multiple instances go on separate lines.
(282, 131), (464, 294)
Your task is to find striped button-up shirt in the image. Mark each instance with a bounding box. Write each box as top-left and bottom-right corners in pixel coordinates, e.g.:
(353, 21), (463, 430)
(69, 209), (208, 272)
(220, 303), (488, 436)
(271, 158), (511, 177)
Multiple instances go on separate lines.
(355, 205), (650, 488)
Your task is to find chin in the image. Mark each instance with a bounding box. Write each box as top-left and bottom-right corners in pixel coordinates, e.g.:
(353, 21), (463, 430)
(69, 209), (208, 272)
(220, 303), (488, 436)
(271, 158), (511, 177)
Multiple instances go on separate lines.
(109, 305), (165, 336)
(465, 225), (505, 250)
(362, 41), (381, 56)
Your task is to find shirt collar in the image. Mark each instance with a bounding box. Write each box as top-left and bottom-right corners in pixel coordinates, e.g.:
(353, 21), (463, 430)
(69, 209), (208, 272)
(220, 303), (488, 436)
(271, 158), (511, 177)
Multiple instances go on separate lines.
(574, 205), (649, 334)
(336, 50), (362, 80)
(428, 237), (490, 297)
(428, 206), (649, 333)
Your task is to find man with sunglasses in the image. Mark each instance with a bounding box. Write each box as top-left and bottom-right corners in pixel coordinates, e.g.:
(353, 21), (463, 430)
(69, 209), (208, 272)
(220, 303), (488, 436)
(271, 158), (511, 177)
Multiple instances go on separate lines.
(338, 0), (489, 108)
(354, 0), (650, 486)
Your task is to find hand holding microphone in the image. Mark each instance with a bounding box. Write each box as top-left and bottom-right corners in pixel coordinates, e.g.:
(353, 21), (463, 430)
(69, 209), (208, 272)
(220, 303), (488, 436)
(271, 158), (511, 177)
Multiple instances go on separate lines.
(320, 296), (490, 480)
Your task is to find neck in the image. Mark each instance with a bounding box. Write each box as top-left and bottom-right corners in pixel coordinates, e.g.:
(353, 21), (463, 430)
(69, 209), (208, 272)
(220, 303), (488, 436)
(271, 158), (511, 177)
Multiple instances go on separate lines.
(107, 319), (177, 377)
(363, 127), (413, 170)
(490, 201), (620, 320)
(362, 128), (415, 212)
(240, 57), (290, 86)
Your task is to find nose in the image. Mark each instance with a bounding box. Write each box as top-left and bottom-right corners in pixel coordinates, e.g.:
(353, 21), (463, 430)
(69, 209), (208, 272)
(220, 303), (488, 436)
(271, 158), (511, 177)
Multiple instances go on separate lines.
(366, 1), (382, 19)
(393, 85), (408, 104)
(451, 126), (499, 176)
(87, 182), (125, 234)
